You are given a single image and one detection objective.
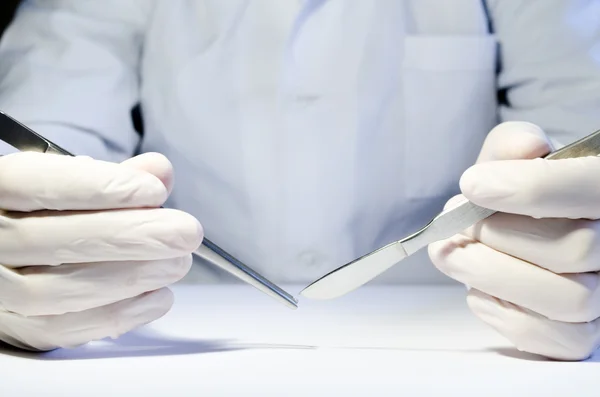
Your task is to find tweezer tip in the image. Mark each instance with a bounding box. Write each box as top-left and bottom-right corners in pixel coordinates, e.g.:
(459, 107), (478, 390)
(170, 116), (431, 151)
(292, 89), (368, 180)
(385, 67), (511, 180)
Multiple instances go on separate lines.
(284, 298), (299, 310)
(289, 295), (299, 306)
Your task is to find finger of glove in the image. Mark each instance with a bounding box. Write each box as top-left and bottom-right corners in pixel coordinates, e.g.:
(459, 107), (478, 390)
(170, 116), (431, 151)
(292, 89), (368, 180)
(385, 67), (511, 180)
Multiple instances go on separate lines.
(0, 208), (203, 265)
(121, 152), (174, 195)
(467, 289), (600, 361)
(461, 212), (600, 274)
(0, 288), (173, 351)
(459, 120), (596, 219)
(0, 152), (168, 212)
(461, 155), (600, 220)
(428, 235), (600, 323)
(0, 255), (191, 316)
(474, 121), (552, 163)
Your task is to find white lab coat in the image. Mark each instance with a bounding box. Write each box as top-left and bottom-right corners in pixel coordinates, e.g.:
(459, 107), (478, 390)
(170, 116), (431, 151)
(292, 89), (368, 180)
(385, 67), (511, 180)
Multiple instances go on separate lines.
(0, 0), (599, 284)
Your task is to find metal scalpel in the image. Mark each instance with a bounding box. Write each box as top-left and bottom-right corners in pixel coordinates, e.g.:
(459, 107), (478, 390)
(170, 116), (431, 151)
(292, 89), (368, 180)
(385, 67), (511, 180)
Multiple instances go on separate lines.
(301, 127), (600, 300)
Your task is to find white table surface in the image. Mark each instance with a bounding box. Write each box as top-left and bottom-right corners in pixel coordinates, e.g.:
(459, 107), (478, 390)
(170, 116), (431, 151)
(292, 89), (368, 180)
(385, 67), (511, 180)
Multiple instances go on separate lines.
(1, 284), (598, 397)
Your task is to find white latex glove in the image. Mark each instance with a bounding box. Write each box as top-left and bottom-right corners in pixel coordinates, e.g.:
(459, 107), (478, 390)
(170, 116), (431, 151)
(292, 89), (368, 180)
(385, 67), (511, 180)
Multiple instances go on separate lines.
(0, 152), (202, 351)
(429, 121), (600, 361)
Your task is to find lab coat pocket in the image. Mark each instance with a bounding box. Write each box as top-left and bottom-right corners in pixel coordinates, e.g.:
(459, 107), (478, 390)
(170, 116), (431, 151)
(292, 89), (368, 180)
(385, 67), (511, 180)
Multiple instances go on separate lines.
(402, 35), (498, 200)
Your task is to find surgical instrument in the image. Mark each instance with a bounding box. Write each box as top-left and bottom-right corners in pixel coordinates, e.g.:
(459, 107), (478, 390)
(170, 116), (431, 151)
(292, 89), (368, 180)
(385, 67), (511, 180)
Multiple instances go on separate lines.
(301, 127), (600, 300)
(0, 111), (298, 309)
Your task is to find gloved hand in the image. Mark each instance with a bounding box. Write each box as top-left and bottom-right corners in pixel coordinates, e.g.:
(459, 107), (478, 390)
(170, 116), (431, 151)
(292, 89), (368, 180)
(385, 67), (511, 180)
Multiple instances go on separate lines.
(0, 151), (202, 351)
(429, 121), (600, 361)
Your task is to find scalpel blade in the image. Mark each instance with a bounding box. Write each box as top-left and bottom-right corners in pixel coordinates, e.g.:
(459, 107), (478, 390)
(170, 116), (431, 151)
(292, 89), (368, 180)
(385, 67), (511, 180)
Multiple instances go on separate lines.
(300, 200), (494, 300)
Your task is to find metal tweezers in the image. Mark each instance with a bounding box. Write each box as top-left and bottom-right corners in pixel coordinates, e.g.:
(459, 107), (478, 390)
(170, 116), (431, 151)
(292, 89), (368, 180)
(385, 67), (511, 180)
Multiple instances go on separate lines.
(0, 111), (298, 309)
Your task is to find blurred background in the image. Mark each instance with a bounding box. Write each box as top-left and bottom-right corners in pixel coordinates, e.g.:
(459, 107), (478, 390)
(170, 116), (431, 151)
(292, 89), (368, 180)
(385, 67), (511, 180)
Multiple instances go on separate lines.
(0, 0), (19, 39)
(0, 0), (146, 148)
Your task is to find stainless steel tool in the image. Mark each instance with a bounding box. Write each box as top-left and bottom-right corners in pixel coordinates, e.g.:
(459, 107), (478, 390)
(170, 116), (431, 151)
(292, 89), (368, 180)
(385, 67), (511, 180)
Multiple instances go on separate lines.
(0, 111), (298, 309)
(301, 127), (600, 300)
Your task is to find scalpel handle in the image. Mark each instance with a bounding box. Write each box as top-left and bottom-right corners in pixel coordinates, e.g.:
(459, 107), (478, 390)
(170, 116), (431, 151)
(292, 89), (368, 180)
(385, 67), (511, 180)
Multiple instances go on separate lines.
(400, 201), (495, 256)
(402, 127), (600, 255)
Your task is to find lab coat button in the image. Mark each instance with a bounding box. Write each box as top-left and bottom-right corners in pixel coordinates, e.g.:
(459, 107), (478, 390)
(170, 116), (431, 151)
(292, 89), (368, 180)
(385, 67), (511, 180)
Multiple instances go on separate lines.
(298, 251), (321, 268)
(286, 94), (321, 108)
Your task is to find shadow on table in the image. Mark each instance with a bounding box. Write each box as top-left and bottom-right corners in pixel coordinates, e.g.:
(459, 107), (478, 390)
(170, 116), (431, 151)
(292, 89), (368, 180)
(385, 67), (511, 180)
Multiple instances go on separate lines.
(3, 334), (600, 362)
(489, 347), (600, 363)
(0, 329), (318, 361)
(487, 347), (550, 362)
